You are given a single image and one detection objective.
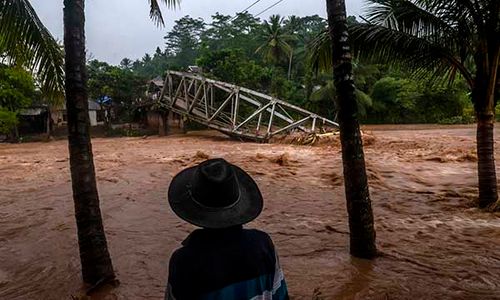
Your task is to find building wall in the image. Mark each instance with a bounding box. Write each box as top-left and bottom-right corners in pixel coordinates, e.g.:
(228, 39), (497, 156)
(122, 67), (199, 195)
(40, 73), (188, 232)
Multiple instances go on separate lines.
(146, 111), (161, 128)
(54, 110), (103, 127)
(146, 110), (184, 131)
(89, 110), (98, 126)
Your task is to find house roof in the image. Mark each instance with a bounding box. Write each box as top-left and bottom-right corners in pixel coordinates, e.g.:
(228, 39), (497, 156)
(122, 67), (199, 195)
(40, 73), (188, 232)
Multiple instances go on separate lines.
(88, 100), (102, 110)
(55, 99), (103, 111)
(20, 108), (45, 116)
(149, 76), (164, 88)
(188, 65), (201, 73)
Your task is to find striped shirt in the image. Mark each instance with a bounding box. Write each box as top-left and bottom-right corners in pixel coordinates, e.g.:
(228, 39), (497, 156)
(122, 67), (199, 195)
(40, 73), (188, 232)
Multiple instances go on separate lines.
(166, 226), (289, 300)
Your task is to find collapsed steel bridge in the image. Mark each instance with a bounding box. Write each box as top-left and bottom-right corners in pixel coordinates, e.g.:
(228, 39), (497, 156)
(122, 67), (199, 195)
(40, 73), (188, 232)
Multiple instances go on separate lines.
(157, 71), (338, 142)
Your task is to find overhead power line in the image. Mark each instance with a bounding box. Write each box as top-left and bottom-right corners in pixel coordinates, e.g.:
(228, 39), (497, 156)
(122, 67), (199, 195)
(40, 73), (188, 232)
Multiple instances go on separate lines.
(239, 0), (265, 14)
(231, 0), (264, 21)
(255, 0), (286, 17)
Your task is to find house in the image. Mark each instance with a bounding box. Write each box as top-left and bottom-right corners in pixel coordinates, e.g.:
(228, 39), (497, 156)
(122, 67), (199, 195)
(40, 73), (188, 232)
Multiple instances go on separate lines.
(51, 100), (106, 127)
(187, 65), (201, 74)
(87, 100), (106, 126)
(133, 77), (185, 134)
(18, 105), (50, 135)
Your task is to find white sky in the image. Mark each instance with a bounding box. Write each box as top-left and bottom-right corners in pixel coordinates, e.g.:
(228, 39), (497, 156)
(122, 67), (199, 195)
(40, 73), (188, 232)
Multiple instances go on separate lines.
(30, 0), (365, 65)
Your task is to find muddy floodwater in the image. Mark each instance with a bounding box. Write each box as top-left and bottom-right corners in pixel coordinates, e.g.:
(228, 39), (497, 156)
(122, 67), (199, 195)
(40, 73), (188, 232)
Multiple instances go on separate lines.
(1, 125), (499, 299)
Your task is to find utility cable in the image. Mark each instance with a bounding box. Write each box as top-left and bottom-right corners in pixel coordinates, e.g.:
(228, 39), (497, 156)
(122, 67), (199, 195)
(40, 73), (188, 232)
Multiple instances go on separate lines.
(239, 0), (265, 14)
(254, 0), (286, 17)
(231, 0), (265, 21)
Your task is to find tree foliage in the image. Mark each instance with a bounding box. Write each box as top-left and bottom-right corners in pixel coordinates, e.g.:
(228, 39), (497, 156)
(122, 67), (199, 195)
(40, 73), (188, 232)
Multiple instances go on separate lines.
(0, 64), (35, 111)
(255, 15), (294, 65)
(0, 107), (18, 134)
(87, 60), (147, 122)
(90, 12), (475, 126)
(0, 0), (64, 99)
(344, 0), (500, 207)
(165, 16), (205, 67)
(0, 64), (36, 134)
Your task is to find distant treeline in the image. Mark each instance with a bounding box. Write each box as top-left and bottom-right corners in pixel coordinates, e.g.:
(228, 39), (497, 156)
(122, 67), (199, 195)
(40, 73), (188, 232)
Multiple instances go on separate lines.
(87, 13), (492, 124)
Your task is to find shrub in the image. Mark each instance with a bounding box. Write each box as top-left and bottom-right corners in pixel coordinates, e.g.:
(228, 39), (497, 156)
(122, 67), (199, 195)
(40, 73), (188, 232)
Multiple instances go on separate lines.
(0, 108), (18, 134)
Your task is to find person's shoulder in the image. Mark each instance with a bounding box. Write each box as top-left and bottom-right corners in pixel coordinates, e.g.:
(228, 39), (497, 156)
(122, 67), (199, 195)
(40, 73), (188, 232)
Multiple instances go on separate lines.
(243, 228), (271, 237)
(169, 230), (201, 263)
(169, 246), (184, 264)
(242, 228), (275, 246)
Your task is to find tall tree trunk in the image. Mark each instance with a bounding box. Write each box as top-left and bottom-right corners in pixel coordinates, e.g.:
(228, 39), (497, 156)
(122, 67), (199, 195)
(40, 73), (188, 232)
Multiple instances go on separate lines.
(326, 0), (377, 258)
(476, 112), (497, 208)
(46, 106), (52, 138)
(64, 0), (116, 285)
(473, 49), (499, 208)
(287, 52), (293, 80)
(12, 125), (19, 143)
(158, 111), (167, 136)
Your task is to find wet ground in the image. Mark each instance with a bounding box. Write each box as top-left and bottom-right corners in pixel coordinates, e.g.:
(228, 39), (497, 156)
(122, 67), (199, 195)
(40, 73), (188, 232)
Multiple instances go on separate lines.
(0, 124), (499, 299)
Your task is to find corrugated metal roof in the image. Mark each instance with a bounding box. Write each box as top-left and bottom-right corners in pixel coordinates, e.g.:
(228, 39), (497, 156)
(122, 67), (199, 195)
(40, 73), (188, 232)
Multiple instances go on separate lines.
(54, 99), (103, 111)
(20, 108), (44, 116)
(150, 76), (164, 87)
(88, 100), (102, 110)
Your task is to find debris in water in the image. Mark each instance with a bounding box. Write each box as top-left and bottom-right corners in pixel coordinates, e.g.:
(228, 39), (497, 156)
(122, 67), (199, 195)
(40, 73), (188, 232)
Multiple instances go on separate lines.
(270, 153), (290, 166)
(194, 151), (210, 160)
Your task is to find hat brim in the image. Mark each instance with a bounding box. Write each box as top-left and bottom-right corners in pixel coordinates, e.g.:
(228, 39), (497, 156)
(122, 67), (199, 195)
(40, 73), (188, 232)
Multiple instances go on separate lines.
(168, 164), (263, 229)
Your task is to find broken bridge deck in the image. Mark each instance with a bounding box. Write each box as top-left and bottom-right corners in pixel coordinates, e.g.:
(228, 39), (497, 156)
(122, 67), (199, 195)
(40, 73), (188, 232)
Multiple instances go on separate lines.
(157, 71), (338, 142)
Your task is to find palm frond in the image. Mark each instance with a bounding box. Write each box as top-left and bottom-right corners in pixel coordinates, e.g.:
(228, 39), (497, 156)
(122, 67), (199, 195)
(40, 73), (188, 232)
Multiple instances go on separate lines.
(365, 0), (476, 55)
(149, 0), (181, 26)
(366, 0), (454, 37)
(307, 29), (331, 74)
(310, 81), (336, 102)
(309, 80), (372, 117)
(255, 14), (293, 64)
(0, 0), (64, 100)
(349, 22), (474, 87)
(423, 0), (484, 30)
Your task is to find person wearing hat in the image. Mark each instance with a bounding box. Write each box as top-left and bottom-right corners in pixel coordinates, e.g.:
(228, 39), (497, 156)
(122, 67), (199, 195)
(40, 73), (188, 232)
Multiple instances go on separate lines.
(166, 158), (289, 300)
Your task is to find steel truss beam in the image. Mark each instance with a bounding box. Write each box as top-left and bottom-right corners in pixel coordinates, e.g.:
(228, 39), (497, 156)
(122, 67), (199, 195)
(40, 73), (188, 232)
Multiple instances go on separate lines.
(157, 71), (339, 142)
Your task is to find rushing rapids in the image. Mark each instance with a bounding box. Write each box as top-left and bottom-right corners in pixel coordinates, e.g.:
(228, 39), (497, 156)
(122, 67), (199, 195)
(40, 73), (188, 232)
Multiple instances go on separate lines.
(0, 124), (499, 299)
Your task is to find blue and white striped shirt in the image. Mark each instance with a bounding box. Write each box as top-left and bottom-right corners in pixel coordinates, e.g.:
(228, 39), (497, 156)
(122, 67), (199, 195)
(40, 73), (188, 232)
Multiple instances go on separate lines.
(166, 226), (289, 300)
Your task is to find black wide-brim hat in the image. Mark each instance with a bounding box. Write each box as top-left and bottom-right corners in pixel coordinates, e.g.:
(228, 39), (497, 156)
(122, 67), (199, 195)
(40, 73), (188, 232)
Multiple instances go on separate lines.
(168, 158), (263, 229)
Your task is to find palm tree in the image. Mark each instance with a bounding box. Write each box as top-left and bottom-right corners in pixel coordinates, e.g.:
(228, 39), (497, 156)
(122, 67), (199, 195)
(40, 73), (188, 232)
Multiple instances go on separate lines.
(0, 0), (64, 98)
(348, 0), (499, 209)
(256, 15), (294, 79)
(325, 0), (377, 258)
(309, 80), (372, 119)
(284, 16), (302, 81)
(63, 0), (180, 288)
(64, 0), (116, 286)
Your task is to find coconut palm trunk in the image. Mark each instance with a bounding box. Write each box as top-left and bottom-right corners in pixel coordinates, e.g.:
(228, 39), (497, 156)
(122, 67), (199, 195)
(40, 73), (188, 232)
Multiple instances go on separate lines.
(64, 0), (115, 285)
(474, 48), (499, 208)
(322, 0), (499, 209)
(287, 52), (293, 80)
(325, 0), (377, 258)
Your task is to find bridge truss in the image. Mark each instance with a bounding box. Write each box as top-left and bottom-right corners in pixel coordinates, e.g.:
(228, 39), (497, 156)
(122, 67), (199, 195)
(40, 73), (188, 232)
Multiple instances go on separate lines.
(157, 71), (339, 142)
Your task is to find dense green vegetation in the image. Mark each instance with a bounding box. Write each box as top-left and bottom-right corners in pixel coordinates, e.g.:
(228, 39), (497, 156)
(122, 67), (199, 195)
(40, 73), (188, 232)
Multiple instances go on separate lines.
(0, 0), (64, 98)
(88, 12), (482, 125)
(347, 0), (499, 208)
(0, 64), (36, 135)
(87, 60), (146, 123)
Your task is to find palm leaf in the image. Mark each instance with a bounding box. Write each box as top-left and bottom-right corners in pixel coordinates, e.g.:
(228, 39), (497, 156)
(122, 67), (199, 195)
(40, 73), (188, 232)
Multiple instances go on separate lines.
(0, 0), (64, 101)
(366, 0), (457, 38)
(349, 22), (474, 87)
(255, 15), (293, 64)
(307, 29), (331, 74)
(149, 0), (181, 26)
(365, 0), (475, 61)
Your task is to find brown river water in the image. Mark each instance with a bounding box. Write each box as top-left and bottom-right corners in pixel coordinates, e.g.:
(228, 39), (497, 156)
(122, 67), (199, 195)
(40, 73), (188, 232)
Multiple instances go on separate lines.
(0, 125), (499, 299)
